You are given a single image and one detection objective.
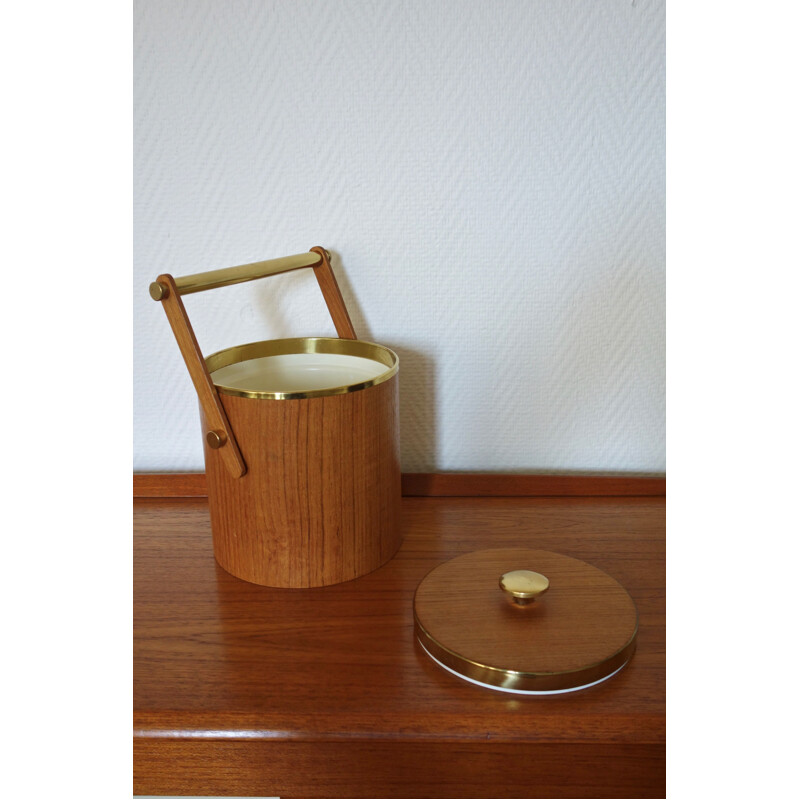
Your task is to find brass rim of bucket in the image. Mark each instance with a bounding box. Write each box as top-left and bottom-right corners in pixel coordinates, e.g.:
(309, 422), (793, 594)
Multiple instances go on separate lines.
(205, 337), (399, 400)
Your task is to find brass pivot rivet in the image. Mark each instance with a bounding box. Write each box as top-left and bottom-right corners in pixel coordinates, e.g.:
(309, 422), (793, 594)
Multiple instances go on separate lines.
(149, 281), (169, 301)
(499, 570), (550, 606)
(206, 430), (227, 449)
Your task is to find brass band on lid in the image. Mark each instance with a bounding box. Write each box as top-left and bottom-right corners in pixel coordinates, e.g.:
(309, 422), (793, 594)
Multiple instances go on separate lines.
(413, 548), (639, 694)
(414, 615), (637, 694)
(205, 337), (399, 400)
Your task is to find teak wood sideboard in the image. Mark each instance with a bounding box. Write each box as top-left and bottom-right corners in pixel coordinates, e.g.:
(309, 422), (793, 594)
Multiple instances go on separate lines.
(133, 473), (665, 798)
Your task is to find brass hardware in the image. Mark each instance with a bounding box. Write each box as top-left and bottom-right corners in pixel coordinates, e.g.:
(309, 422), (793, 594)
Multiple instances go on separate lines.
(206, 430), (227, 449)
(205, 337), (399, 400)
(414, 615), (637, 693)
(414, 548), (639, 694)
(149, 281), (169, 301)
(172, 251), (323, 296)
(150, 247), (354, 481)
(499, 570), (550, 605)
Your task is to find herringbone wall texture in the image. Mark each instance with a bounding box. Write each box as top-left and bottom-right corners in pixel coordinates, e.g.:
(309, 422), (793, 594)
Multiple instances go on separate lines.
(134, 0), (665, 474)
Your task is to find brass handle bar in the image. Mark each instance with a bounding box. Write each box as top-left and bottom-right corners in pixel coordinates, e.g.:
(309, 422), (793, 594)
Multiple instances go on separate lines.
(149, 246), (357, 479)
(170, 251), (326, 296)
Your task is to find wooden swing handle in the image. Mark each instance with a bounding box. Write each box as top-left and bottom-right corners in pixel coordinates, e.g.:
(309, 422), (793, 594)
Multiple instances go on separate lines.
(150, 247), (357, 479)
(151, 248), (356, 339)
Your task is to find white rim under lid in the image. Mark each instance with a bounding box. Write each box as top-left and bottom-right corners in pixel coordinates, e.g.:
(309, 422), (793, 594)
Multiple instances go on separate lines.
(203, 338), (399, 400)
(418, 639), (630, 695)
(210, 352), (388, 394)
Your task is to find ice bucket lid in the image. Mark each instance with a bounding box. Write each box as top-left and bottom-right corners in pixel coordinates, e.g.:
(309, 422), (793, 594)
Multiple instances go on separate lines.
(413, 548), (638, 694)
(205, 337), (398, 400)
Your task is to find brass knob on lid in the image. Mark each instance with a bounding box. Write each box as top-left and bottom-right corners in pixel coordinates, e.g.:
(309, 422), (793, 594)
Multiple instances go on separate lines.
(500, 570), (550, 606)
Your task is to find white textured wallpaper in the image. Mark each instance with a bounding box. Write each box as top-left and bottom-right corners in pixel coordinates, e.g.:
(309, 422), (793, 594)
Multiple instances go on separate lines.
(133, 0), (665, 474)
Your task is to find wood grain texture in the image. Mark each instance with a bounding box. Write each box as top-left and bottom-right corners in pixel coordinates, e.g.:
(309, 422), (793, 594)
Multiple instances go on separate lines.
(133, 473), (207, 497)
(134, 495), (665, 798)
(310, 246), (357, 339)
(154, 273), (247, 478)
(414, 548), (638, 691)
(133, 740), (665, 798)
(133, 471), (667, 497)
(201, 373), (402, 587)
(402, 472), (666, 497)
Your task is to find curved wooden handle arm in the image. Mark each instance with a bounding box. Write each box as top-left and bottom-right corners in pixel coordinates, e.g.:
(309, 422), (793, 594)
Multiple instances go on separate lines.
(310, 247), (357, 340)
(150, 246), (358, 340)
(153, 274), (247, 479)
(149, 245), (357, 479)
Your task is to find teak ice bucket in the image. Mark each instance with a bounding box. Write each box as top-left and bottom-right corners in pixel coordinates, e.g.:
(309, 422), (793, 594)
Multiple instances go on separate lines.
(150, 247), (402, 588)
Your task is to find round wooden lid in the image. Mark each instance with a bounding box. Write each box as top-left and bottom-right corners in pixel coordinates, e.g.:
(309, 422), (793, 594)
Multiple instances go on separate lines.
(413, 548), (638, 694)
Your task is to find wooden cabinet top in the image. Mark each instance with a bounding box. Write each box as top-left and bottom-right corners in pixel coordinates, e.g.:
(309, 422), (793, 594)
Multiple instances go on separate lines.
(134, 493), (665, 797)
